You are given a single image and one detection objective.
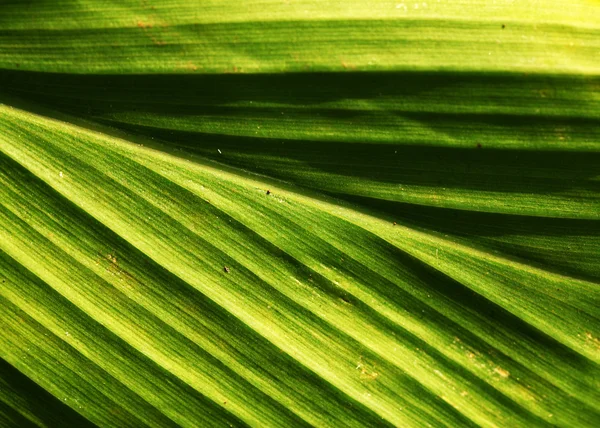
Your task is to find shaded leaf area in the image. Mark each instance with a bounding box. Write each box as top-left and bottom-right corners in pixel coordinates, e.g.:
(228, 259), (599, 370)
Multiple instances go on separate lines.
(1, 104), (599, 427)
(340, 196), (600, 284)
(2, 70), (600, 219)
(0, 358), (97, 428)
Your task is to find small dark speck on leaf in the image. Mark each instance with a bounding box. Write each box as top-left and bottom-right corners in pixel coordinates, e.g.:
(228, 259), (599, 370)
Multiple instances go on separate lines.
(476, 143), (482, 149)
(266, 190), (271, 195)
(223, 266), (230, 273)
(502, 24), (506, 29)
(15, 63), (20, 68)
(392, 222), (397, 226)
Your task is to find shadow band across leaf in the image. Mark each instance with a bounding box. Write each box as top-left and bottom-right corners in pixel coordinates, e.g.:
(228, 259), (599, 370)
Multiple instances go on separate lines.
(2, 69), (600, 219)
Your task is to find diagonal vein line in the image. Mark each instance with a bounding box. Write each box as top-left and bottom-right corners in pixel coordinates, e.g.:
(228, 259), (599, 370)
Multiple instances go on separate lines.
(0, 292), (178, 428)
(0, 157), (389, 427)
(2, 99), (596, 424)
(0, 109), (477, 427)
(0, 109), (572, 424)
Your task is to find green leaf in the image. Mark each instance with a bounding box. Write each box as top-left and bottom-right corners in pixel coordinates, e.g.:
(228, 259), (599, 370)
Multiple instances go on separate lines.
(1, 1), (599, 427)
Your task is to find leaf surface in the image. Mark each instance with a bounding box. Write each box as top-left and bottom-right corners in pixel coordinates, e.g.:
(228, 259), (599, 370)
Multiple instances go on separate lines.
(1, 1), (599, 427)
